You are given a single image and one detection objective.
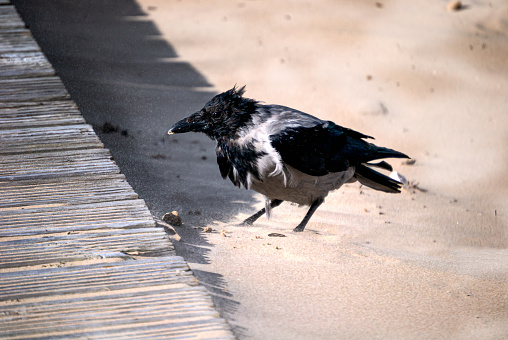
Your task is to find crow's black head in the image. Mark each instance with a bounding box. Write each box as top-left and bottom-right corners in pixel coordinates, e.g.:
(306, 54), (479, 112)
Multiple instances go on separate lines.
(168, 85), (257, 140)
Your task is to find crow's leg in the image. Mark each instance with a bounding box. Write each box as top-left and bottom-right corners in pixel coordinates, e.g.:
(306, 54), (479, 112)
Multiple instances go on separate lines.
(241, 199), (283, 226)
(293, 198), (325, 232)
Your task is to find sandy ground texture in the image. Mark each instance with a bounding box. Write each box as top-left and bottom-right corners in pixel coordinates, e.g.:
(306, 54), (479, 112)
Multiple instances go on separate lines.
(137, 1), (508, 338)
(15, 0), (507, 338)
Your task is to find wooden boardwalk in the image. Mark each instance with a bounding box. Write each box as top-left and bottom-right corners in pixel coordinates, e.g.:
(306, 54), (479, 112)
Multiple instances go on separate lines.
(0, 3), (234, 339)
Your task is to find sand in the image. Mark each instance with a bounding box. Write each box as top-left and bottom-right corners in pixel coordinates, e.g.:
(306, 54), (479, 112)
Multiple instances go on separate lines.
(135, 0), (508, 338)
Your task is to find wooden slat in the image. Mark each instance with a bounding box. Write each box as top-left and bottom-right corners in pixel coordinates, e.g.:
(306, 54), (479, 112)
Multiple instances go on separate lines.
(0, 31), (40, 52)
(0, 200), (154, 237)
(0, 233), (176, 272)
(0, 174), (137, 209)
(0, 6), (235, 339)
(0, 77), (70, 102)
(0, 257), (190, 300)
(0, 148), (119, 180)
(0, 101), (85, 129)
(0, 124), (103, 154)
(0, 6), (24, 30)
(0, 283), (232, 340)
(0, 51), (54, 78)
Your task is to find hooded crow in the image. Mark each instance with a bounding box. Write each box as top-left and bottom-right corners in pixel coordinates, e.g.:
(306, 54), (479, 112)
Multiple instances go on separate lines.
(168, 86), (409, 232)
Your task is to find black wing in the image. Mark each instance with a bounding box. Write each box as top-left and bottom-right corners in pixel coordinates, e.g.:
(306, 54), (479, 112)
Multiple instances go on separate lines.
(269, 121), (374, 176)
(270, 120), (408, 177)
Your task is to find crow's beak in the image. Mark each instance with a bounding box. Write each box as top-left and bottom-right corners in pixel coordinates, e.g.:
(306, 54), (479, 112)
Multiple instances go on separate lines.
(168, 116), (206, 135)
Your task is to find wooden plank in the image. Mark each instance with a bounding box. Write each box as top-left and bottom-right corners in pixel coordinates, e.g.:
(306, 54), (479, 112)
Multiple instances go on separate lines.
(0, 51), (54, 78)
(0, 6), (234, 339)
(0, 124), (103, 155)
(0, 6), (25, 30)
(0, 101), (85, 129)
(0, 228), (175, 269)
(0, 257), (191, 300)
(0, 148), (119, 180)
(0, 31), (40, 52)
(0, 200), (155, 237)
(0, 77), (70, 102)
(0, 283), (233, 339)
(0, 174), (137, 209)
(0, 284), (226, 333)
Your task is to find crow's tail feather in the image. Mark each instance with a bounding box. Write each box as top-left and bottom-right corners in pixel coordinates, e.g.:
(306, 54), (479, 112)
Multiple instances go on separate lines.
(365, 160), (393, 172)
(370, 146), (409, 161)
(354, 163), (402, 193)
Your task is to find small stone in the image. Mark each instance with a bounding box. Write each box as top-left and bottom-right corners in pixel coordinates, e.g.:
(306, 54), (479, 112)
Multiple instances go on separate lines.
(162, 211), (183, 226)
(446, 1), (463, 11)
(203, 227), (213, 233)
(268, 233), (286, 237)
(101, 122), (118, 133)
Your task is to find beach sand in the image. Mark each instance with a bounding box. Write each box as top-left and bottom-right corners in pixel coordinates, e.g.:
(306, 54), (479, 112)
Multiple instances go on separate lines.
(135, 0), (508, 338)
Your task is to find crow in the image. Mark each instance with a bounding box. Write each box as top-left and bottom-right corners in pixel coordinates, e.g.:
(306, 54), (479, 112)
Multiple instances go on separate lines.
(168, 86), (409, 232)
